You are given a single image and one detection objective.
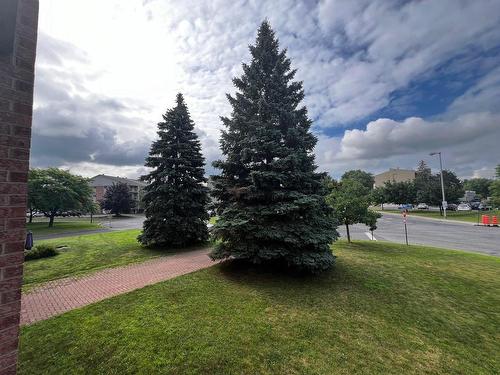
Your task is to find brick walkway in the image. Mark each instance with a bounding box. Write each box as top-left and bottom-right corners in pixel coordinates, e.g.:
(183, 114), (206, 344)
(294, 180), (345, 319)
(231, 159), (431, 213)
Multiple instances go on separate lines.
(21, 248), (214, 325)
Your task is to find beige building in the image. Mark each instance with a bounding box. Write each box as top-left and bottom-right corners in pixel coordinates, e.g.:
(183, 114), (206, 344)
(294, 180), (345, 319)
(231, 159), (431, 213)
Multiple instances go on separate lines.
(90, 174), (147, 213)
(373, 168), (415, 188)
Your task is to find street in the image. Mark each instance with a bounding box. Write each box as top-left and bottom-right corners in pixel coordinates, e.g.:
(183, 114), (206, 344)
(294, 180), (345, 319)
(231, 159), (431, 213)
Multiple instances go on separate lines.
(338, 213), (500, 256)
(35, 215), (146, 240)
(38, 213), (500, 256)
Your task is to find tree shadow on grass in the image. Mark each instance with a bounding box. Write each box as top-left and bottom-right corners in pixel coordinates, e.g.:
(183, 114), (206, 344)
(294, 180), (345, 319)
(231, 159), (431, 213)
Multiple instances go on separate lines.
(212, 258), (368, 314)
(212, 244), (408, 311)
(141, 241), (213, 258)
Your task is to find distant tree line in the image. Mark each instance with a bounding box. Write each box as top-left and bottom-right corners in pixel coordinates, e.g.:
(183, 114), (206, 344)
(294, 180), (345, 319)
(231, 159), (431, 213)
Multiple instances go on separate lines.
(372, 161), (463, 214)
(490, 165), (500, 209)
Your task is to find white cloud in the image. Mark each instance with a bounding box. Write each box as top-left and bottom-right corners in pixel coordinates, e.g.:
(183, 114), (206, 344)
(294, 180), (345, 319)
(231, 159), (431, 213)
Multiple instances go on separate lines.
(317, 111), (500, 179)
(32, 0), (500, 179)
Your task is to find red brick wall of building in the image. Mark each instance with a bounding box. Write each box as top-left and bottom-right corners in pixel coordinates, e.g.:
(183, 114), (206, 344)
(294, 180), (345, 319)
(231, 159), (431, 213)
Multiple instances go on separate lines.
(0, 0), (38, 373)
(94, 186), (106, 202)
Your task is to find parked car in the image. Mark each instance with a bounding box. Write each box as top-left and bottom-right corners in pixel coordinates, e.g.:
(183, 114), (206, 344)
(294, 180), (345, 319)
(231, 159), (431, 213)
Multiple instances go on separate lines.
(398, 204), (413, 210)
(417, 203), (429, 210)
(457, 203), (471, 211)
(470, 202), (481, 210)
(447, 203), (458, 211)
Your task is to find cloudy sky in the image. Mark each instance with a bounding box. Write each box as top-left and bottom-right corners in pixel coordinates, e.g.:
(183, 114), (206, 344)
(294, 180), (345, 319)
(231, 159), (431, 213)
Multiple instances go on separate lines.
(31, 0), (500, 179)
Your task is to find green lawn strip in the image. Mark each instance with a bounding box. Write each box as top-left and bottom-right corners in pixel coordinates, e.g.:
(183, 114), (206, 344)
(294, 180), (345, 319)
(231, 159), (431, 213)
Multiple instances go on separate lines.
(27, 221), (102, 236)
(23, 230), (201, 289)
(19, 241), (500, 374)
(377, 209), (500, 223)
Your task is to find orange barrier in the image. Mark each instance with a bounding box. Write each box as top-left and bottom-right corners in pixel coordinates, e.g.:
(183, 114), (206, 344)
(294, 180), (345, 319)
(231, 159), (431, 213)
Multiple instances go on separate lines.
(492, 216), (498, 226)
(482, 215), (490, 225)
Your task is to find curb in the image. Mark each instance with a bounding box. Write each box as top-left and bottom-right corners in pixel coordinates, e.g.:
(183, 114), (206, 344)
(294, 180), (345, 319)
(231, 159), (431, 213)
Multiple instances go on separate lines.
(379, 211), (477, 226)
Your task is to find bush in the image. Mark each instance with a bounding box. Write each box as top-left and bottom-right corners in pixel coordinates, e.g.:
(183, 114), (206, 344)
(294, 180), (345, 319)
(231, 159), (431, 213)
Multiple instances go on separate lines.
(25, 244), (59, 261)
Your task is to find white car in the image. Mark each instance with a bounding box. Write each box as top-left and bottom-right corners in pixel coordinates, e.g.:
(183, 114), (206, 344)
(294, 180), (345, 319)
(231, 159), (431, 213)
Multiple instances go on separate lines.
(457, 203), (471, 211)
(417, 203), (429, 210)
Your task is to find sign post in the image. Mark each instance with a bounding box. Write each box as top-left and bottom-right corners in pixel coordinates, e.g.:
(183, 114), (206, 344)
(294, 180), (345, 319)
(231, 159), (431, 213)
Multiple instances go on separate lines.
(403, 211), (409, 246)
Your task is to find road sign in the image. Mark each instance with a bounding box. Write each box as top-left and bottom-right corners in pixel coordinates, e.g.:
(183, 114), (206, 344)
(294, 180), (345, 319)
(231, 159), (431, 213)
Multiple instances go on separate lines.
(402, 211), (408, 245)
(442, 201), (448, 209)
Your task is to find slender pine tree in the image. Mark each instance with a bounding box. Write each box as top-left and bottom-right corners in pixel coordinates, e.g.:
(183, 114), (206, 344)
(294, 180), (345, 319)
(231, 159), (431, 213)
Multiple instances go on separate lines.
(210, 21), (338, 272)
(139, 93), (209, 247)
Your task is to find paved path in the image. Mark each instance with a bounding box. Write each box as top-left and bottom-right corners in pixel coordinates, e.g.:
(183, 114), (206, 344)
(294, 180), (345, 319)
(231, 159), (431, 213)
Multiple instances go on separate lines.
(21, 248), (214, 325)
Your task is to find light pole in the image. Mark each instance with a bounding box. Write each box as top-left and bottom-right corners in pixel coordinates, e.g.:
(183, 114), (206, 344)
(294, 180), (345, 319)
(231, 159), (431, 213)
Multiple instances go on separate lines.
(430, 151), (447, 218)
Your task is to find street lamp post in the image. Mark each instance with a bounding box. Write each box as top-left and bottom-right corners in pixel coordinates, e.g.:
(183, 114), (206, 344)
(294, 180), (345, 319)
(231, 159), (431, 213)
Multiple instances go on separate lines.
(430, 151), (447, 218)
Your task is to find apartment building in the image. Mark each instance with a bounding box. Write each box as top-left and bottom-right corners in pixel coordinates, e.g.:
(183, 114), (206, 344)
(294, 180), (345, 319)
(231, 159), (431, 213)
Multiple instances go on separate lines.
(373, 168), (416, 188)
(90, 174), (147, 213)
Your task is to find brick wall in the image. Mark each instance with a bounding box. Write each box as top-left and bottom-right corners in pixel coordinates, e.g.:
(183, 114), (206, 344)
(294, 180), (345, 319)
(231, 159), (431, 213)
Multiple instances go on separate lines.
(0, 0), (38, 374)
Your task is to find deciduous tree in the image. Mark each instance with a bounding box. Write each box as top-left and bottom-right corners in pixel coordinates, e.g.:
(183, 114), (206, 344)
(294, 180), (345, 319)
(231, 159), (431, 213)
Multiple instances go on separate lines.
(326, 179), (380, 243)
(382, 180), (416, 205)
(463, 178), (492, 199)
(341, 170), (374, 191)
(28, 168), (93, 227)
(490, 164), (500, 208)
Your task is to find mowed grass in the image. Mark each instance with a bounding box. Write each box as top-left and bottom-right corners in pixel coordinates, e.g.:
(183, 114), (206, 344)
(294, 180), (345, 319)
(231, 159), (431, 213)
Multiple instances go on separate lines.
(23, 230), (164, 288)
(380, 209), (500, 223)
(19, 241), (500, 374)
(26, 221), (102, 236)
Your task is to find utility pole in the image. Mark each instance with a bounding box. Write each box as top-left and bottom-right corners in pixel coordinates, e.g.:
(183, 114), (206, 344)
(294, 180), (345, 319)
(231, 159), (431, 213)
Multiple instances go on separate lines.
(430, 151), (447, 218)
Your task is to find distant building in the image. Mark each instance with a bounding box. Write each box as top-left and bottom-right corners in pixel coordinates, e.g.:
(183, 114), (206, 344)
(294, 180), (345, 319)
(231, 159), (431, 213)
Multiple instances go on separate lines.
(89, 174), (147, 213)
(463, 190), (478, 202)
(373, 168), (415, 188)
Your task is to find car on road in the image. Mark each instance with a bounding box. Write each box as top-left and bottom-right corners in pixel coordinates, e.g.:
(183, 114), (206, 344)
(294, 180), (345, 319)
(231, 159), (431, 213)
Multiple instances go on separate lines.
(477, 203), (491, 211)
(26, 211), (44, 218)
(457, 203), (472, 211)
(417, 203), (429, 210)
(447, 203), (458, 211)
(398, 204), (413, 210)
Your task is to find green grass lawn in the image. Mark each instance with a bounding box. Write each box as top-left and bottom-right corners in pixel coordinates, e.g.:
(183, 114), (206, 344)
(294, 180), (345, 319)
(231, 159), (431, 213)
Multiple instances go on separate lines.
(27, 221), (102, 236)
(19, 241), (500, 374)
(23, 230), (166, 288)
(379, 209), (500, 223)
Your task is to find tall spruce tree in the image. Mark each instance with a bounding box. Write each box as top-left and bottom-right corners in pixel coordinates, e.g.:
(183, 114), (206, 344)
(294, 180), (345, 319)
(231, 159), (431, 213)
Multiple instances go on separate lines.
(210, 21), (338, 272)
(139, 93), (209, 247)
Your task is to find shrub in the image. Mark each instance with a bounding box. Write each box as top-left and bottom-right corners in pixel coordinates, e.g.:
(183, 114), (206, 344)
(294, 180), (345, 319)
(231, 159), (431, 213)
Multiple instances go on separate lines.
(25, 244), (59, 261)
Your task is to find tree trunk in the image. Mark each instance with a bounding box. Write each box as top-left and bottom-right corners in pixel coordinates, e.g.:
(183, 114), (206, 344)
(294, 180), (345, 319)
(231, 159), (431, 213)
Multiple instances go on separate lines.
(48, 215), (55, 227)
(345, 222), (351, 243)
(29, 208), (33, 223)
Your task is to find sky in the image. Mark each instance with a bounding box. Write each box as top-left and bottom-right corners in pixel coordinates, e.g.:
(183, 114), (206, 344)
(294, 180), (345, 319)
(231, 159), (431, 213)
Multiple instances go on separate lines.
(31, 0), (500, 180)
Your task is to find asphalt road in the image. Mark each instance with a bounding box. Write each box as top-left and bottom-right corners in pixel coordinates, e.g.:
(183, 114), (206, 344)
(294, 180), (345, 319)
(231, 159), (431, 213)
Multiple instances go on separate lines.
(35, 215), (146, 240)
(338, 213), (500, 256)
(38, 213), (499, 256)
